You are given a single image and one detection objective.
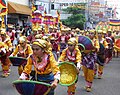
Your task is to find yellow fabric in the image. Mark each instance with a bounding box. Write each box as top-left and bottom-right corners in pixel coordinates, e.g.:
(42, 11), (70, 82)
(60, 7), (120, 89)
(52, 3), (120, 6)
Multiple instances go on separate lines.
(2, 65), (9, 71)
(19, 36), (27, 43)
(98, 65), (104, 75)
(82, 66), (94, 82)
(4, 35), (13, 50)
(58, 48), (82, 64)
(91, 38), (100, 50)
(0, 41), (8, 50)
(68, 38), (77, 45)
(33, 39), (51, 53)
(12, 44), (33, 57)
(18, 65), (24, 75)
(33, 41), (46, 49)
(23, 52), (59, 75)
(102, 38), (108, 48)
(68, 83), (76, 93)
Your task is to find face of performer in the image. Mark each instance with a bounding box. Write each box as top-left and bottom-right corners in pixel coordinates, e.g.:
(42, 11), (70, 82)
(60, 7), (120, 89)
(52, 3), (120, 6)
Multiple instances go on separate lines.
(98, 32), (102, 38)
(0, 34), (5, 39)
(68, 44), (75, 52)
(32, 44), (44, 57)
(89, 32), (94, 39)
(19, 42), (26, 47)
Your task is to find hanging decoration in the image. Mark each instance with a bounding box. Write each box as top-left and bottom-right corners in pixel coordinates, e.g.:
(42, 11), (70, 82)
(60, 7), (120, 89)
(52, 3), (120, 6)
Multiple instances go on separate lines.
(43, 14), (54, 25)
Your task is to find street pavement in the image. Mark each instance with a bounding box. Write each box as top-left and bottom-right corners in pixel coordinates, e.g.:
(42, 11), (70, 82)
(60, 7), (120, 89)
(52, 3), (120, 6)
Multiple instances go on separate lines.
(0, 57), (120, 95)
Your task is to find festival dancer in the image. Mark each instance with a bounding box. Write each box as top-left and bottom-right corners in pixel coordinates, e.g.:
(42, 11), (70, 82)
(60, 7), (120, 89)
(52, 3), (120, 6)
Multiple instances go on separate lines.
(0, 41), (10, 77)
(97, 30), (108, 79)
(0, 29), (13, 77)
(58, 37), (81, 95)
(10, 36), (33, 75)
(80, 30), (98, 92)
(58, 28), (69, 54)
(19, 39), (60, 95)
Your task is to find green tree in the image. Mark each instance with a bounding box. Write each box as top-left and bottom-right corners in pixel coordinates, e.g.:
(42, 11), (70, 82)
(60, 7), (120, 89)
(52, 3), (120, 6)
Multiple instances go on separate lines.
(62, 6), (86, 29)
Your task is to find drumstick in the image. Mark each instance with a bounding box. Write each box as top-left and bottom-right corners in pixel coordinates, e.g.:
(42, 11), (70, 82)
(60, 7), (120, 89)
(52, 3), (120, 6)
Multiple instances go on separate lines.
(44, 87), (51, 95)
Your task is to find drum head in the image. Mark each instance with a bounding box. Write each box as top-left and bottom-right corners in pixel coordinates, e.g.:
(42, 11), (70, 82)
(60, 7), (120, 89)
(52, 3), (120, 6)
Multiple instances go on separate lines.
(9, 57), (27, 66)
(58, 62), (78, 86)
(78, 35), (94, 50)
(13, 80), (51, 95)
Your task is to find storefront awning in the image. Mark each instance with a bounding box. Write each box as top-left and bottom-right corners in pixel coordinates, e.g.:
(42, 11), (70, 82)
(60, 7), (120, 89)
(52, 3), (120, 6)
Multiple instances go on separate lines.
(8, 2), (32, 15)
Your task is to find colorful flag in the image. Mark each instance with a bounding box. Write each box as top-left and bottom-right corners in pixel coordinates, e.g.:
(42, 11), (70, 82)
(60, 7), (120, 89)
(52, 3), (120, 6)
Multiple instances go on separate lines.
(0, 0), (6, 8)
(0, 8), (7, 16)
(109, 19), (120, 26)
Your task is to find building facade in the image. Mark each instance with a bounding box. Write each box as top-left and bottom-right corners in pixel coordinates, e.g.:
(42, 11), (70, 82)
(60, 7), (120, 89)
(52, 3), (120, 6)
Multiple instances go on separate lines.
(7, 0), (32, 27)
(34, 0), (86, 20)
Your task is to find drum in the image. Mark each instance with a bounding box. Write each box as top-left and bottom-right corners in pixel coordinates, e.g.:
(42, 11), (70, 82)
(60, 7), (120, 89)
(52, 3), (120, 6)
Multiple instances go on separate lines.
(9, 57), (27, 66)
(13, 80), (51, 95)
(58, 62), (78, 86)
(78, 43), (85, 51)
(106, 37), (113, 44)
(99, 43), (105, 54)
(97, 43), (105, 66)
(78, 35), (94, 50)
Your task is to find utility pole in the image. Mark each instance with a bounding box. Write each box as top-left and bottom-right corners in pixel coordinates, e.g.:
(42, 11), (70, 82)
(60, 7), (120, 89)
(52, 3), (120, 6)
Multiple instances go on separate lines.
(48, 0), (51, 14)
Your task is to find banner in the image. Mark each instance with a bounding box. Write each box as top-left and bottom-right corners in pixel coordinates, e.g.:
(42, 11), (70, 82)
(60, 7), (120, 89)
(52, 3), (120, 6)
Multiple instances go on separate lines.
(0, 8), (7, 16)
(109, 19), (120, 26)
(0, 0), (6, 8)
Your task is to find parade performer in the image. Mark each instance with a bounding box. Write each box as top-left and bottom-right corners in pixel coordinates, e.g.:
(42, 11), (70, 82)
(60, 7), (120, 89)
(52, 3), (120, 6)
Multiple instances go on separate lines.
(27, 29), (38, 44)
(0, 29), (13, 76)
(88, 30), (100, 78)
(6, 25), (15, 43)
(80, 30), (98, 92)
(58, 38), (81, 95)
(0, 29), (13, 55)
(97, 30), (108, 79)
(50, 36), (59, 61)
(105, 29), (114, 63)
(58, 28), (69, 54)
(0, 41), (10, 77)
(10, 36), (33, 75)
(19, 39), (60, 95)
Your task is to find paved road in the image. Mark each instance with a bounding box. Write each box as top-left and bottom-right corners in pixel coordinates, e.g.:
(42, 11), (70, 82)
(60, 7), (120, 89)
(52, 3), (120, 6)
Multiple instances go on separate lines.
(0, 57), (120, 95)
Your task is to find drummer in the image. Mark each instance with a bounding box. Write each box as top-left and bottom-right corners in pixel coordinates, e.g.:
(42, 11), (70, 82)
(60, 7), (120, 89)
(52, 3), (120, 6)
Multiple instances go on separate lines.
(19, 39), (60, 95)
(80, 29), (98, 92)
(97, 30), (108, 79)
(10, 36), (33, 75)
(58, 37), (82, 95)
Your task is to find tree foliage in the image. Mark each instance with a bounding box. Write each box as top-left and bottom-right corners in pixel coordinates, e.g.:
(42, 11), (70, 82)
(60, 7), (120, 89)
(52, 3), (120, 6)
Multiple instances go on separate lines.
(62, 7), (86, 29)
(62, 7), (85, 15)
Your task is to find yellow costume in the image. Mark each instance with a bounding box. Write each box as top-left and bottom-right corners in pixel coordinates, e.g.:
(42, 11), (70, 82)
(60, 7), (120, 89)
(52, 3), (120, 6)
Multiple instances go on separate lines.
(59, 38), (81, 95)
(0, 41), (10, 77)
(11, 36), (33, 75)
(20, 39), (60, 95)
(97, 30), (108, 79)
